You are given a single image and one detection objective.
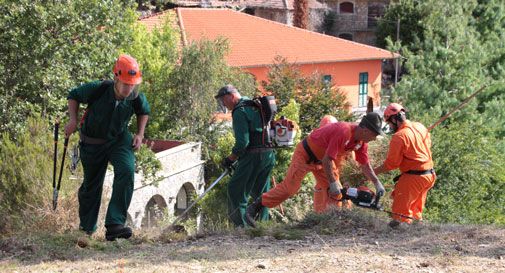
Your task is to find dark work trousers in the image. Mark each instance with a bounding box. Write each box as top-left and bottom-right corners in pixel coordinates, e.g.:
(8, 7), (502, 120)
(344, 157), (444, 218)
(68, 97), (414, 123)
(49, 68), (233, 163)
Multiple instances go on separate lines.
(227, 150), (275, 227)
(78, 132), (135, 233)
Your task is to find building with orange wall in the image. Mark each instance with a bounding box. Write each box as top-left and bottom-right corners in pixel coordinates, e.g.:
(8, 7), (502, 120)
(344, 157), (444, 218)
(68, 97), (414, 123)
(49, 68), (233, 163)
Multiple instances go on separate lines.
(140, 8), (399, 111)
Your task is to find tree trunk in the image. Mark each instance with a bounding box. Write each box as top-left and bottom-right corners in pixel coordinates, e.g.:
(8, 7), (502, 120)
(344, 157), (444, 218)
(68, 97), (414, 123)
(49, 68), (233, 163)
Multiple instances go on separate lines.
(293, 0), (308, 29)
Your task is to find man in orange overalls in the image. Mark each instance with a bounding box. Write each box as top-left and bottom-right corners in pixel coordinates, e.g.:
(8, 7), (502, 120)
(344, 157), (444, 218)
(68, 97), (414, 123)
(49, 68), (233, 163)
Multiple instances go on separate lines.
(246, 113), (386, 227)
(314, 115), (352, 210)
(374, 103), (436, 228)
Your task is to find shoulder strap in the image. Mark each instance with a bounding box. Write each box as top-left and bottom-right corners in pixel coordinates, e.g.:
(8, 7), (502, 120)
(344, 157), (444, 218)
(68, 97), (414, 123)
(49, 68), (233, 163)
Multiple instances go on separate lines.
(232, 100), (257, 116)
(88, 80), (113, 106)
(132, 93), (143, 114)
(79, 80), (113, 128)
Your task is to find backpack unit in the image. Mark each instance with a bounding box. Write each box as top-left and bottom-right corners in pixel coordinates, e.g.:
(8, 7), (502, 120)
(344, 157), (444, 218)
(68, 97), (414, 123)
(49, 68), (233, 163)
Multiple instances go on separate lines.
(232, 96), (296, 147)
(270, 116), (297, 147)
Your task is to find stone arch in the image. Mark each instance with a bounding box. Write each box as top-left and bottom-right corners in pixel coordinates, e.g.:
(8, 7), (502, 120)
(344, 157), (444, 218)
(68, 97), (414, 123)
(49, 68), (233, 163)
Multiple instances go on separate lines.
(174, 182), (196, 217)
(141, 194), (168, 228)
(339, 1), (355, 14)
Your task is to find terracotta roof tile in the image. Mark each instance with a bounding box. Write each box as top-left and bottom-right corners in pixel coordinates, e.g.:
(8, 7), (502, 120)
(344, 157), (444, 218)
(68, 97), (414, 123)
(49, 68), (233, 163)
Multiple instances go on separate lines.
(139, 8), (399, 67)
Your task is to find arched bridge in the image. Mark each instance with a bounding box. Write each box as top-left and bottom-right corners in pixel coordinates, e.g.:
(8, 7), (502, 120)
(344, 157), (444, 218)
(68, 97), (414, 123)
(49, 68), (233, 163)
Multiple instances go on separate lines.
(103, 140), (205, 229)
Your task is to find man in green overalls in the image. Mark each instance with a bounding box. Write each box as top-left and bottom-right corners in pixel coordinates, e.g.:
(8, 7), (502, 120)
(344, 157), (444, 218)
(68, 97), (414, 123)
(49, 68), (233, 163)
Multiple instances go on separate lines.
(64, 54), (150, 240)
(215, 85), (275, 227)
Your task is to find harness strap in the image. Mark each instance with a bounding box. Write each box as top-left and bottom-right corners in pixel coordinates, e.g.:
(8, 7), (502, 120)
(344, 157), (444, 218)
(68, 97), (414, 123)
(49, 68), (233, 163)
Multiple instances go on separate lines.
(302, 138), (321, 164)
(247, 147), (273, 153)
(79, 131), (107, 145)
(393, 168), (435, 182)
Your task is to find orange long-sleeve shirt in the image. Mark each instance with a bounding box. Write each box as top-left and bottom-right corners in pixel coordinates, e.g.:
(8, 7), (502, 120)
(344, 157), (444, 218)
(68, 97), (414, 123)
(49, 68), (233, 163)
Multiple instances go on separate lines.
(384, 120), (433, 173)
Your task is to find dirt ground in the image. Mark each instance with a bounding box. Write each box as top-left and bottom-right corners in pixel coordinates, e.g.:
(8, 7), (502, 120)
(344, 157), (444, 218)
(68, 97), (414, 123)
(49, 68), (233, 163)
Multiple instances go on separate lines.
(1, 220), (504, 273)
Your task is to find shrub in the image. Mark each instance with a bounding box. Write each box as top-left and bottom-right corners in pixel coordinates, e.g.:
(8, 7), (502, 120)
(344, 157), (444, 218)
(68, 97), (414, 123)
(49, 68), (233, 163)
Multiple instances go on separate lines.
(425, 122), (505, 225)
(0, 116), (80, 233)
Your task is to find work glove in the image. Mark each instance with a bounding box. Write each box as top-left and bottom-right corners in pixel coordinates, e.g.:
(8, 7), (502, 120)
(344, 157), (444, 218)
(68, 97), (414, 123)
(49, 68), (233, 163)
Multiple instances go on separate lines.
(328, 181), (343, 199)
(374, 180), (385, 197)
(220, 157), (235, 173)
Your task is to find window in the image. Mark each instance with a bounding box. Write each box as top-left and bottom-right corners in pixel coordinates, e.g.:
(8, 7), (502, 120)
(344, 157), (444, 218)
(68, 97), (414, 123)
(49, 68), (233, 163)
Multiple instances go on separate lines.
(368, 4), (385, 28)
(339, 2), (354, 14)
(359, 72), (368, 107)
(323, 75), (332, 85)
(338, 33), (353, 41)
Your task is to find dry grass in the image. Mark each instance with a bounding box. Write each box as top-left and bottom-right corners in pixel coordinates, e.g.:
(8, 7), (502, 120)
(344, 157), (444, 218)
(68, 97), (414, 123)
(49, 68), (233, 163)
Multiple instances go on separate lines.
(1, 206), (504, 272)
(26, 192), (80, 233)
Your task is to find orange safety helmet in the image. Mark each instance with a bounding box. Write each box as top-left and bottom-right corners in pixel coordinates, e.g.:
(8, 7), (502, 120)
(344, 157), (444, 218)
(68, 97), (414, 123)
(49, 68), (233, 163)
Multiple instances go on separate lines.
(113, 54), (142, 85)
(384, 103), (405, 121)
(319, 115), (338, 128)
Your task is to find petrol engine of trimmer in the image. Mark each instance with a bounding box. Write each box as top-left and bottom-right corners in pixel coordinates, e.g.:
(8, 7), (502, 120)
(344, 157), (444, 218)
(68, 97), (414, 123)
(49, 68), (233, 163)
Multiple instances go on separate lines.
(341, 186), (382, 209)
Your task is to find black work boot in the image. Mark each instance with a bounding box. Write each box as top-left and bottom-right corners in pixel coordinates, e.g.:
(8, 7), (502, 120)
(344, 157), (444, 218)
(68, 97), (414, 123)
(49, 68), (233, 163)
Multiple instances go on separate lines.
(388, 220), (401, 229)
(105, 224), (132, 241)
(245, 197), (264, 228)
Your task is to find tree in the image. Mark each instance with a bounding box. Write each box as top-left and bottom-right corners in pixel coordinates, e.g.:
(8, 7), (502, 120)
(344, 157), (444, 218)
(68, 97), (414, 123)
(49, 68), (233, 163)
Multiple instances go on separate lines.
(296, 76), (352, 135)
(378, 0), (505, 224)
(262, 57), (352, 136)
(120, 14), (179, 138)
(262, 56), (303, 112)
(0, 0), (138, 134)
(293, 0), (309, 29)
(426, 122), (505, 224)
(376, 0), (427, 51)
(165, 38), (256, 142)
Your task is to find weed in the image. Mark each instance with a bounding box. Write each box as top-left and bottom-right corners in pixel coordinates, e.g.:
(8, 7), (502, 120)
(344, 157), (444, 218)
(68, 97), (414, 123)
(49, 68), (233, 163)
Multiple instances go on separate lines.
(272, 227), (305, 240)
(245, 226), (267, 238)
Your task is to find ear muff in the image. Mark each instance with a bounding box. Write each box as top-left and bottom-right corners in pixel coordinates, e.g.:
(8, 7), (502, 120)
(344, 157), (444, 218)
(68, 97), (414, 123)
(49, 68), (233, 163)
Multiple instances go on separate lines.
(391, 111), (405, 123)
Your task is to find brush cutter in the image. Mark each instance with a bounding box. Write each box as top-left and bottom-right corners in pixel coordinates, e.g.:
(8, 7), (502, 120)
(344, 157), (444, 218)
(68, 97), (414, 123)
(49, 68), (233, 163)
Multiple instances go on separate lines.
(339, 186), (416, 220)
(52, 120), (70, 210)
(168, 169), (230, 229)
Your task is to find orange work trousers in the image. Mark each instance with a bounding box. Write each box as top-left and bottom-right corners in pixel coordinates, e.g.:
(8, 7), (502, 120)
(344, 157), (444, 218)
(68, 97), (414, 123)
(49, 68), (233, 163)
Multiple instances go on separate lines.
(314, 183), (352, 211)
(261, 142), (344, 212)
(391, 173), (436, 223)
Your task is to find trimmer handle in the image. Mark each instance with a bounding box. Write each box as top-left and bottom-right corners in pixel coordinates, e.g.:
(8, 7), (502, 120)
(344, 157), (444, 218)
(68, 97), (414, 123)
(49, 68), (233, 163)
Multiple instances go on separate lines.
(340, 187), (349, 200)
(372, 190), (383, 210)
(54, 121), (60, 141)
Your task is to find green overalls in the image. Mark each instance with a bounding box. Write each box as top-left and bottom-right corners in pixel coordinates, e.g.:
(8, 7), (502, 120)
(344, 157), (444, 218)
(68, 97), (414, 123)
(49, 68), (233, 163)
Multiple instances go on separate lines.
(228, 97), (276, 227)
(67, 81), (150, 233)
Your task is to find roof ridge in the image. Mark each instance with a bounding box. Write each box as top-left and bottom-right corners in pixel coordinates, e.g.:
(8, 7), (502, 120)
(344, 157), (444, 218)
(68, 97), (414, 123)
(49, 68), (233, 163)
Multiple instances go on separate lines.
(175, 7), (397, 57)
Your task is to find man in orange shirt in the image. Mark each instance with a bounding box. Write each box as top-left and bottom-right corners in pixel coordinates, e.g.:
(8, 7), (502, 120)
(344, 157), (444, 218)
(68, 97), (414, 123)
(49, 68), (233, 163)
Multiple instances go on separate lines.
(246, 112), (386, 227)
(314, 115), (352, 210)
(374, 103), (436, 228)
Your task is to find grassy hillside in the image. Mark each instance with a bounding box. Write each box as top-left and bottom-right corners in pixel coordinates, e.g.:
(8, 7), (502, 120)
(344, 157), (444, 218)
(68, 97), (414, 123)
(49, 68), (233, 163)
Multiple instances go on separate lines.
(1, 209), (503, 272)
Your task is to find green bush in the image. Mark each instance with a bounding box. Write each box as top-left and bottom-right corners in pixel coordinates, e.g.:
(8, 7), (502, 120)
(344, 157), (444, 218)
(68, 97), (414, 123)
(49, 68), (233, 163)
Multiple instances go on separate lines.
(425, 122), (505, 225)
(200, 131), (235, 230)
(0, 0), (137, 134)
(0, 116), (79, 233)
(297, 85), (352, 137)
(378, 0), (505, 225)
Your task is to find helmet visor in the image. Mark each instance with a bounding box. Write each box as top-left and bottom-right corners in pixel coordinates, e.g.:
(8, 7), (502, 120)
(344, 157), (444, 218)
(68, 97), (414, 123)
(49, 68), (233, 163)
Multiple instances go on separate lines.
(216, 97), (228, 114)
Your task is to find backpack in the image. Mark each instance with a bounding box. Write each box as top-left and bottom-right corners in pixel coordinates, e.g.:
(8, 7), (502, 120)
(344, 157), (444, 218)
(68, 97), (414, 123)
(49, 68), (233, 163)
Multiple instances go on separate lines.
(232, 96), (278, 146)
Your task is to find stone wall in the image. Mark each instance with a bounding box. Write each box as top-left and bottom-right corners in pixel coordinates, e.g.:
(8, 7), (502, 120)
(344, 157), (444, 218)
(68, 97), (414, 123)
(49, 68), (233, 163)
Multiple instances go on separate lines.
(102, 141), (205, 229)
